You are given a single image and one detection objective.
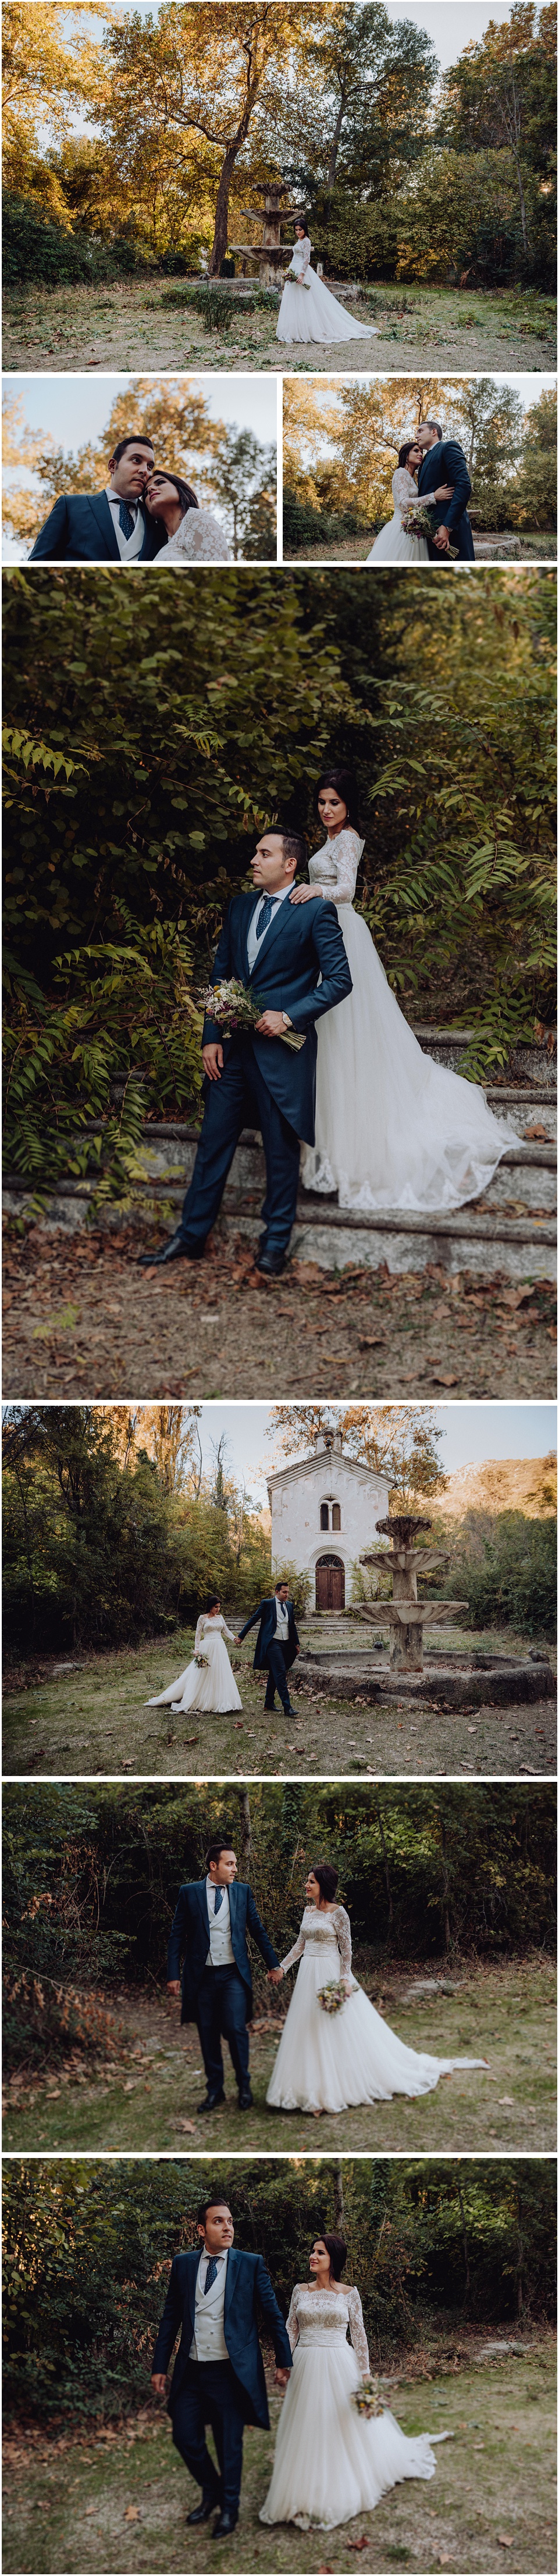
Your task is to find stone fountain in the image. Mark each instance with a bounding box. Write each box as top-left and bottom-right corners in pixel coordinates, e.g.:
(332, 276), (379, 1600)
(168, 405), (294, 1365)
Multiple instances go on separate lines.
(358, 1514), (468, 1674)
(229, 183), (305, 287)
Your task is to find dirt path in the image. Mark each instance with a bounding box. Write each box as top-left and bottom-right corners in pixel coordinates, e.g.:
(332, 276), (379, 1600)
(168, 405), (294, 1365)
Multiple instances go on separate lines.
(3, 2346), (556, 2573)
(3, 1960), (555, 2158)
(2, 281), (556, 376)
(3, 1226), (556, 1402)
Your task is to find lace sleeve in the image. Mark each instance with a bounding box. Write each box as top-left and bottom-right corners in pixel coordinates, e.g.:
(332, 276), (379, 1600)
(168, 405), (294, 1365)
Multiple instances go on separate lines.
(347, 2287), (369, 2374)
(300, 239), (311, 274)
(333, 1905), (353, 1981)
(286, 2286), (301, 2350)
(194, 1616), (206, 1652)
(169, 510), (230, 563)
(280, 1918), (307, 1974)
(220, 1619), (237, 1641)
(312, 828), (361, 905)
(392, 468), (418, 506)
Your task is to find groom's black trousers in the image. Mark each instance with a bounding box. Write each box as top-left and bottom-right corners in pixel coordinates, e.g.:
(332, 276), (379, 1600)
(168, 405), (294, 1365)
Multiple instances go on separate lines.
(179, 1036), (301, 1257)
(195, 1963), (250, 2097)
(171, 2359), (245, 2514)
(264, 1640), (292, 1712)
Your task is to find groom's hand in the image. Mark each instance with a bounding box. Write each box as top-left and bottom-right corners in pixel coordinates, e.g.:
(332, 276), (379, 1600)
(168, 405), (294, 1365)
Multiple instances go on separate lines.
(434, 525), (450, 550)
(255, 1009), (286, 1038)
(166, 1979), (181, 1999)
(275, 2367), (290, 2386)
(268, 1966), (283, 1984)
(151, 2374), (167, 2398)
(202, 1042), (224, 1080)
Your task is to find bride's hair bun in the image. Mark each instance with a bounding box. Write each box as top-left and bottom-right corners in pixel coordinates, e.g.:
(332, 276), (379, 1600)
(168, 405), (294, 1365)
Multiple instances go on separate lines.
(323, 2232), (347, 2279)
(311, 1859), (339, 1899)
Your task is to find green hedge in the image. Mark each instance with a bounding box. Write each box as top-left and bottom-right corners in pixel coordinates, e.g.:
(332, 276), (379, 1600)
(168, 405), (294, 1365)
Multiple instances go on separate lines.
(2, 192), (144, 291)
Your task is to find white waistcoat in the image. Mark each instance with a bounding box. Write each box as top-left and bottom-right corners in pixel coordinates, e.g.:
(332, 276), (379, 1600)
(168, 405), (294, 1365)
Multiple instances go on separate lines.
(190, 2251), (229, 2361)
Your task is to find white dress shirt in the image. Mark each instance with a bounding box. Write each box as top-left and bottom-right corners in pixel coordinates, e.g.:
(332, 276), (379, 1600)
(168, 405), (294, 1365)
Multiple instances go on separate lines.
(274, 1596), (290, 1644)
(246, 879), (292, 974)
(205, 1876), (234, 1968)
(105, 488), (146, 562)
(190, 2248), (229, 2361)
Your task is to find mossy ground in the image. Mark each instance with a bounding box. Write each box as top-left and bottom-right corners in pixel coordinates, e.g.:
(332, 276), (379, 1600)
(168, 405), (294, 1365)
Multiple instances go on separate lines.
(2, 2344), (556, 2574)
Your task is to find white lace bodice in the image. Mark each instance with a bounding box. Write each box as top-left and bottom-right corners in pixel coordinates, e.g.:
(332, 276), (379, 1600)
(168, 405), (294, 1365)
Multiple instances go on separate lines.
(193, 1613), (236, 1650)
(286, 237), (311, 279)
(391, 467), (418, 510)
(286, 2282), (369, 2367)
(308, 827), (364, 906)
(163, 508), (231, 563)
(281, 1903), (353, 1981)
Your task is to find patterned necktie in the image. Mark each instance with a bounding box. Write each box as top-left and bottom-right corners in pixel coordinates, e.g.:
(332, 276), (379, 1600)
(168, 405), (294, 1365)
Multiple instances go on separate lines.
(256, 893), (277, 939)
(213, 1886), (223, 1914)
(204, 2256), (218, 2295)
(119, 500), (136, 540)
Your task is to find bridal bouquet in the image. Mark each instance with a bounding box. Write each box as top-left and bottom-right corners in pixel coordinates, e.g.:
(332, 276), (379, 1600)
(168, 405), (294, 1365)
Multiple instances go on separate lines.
(194, 1652), (209, 1669)
(317, 1979), (351, 2014)
(286, 266), (311, 289)
(400, 499), (437, 540)
(351, 2375), (384, 2420)
(201, 978), (305, 1051)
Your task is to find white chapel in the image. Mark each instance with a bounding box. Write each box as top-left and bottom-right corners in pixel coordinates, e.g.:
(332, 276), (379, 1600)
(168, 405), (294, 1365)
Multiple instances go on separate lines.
(268, 1430), (390, 1612)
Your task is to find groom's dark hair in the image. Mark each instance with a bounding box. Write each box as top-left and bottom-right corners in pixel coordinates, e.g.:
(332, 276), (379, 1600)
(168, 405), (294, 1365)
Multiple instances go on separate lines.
(278, 827), (307, 874)
(426, 419), (443, 440)
(197, 2193), (232, 2227)
(110, 434), (155, 463)
(206, 1838), (234, 1867)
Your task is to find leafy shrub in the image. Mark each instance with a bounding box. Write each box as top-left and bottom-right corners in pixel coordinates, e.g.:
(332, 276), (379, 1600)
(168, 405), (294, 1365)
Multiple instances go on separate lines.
(283, 490), (371, 552)
(439, 1511), (557, 1639)
(2, 192), (143, 291)
(3, 1969), (123, 2071)
(270, 1560), (312, 1616)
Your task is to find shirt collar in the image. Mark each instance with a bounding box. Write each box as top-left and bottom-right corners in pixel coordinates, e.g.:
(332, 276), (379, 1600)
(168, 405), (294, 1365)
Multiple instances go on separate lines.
(253, 882), (291, 909)
(105, 486), (141, 515)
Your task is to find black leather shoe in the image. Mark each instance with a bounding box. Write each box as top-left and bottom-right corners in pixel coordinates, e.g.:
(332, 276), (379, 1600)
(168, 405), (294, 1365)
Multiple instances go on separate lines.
(187, 2498), (220, 2525)
(138, 1230), (202, 1268)
(237, 2087), (253, 2110)
(196, 2090), (225, 2113)
(255, 1247), (286, 1276)
(212, 2510), (238, 2538)
(284, 1702), (297, 1717)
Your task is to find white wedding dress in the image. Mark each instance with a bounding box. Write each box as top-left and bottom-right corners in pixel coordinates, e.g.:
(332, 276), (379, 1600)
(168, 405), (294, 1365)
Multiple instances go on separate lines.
(145, 1613), (241, 1714)
(276, 237), (378, 344)
(160, 509), (230, 563)
(260, 2281), (439, 2528)
(366, 467), (429, 563)
(300, 827), (520, 1212)
(266, 1906), (487, 2111)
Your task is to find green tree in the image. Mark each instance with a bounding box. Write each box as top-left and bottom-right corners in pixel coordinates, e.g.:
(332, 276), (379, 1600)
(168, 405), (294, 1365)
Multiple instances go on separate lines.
(267, 1406), (448, 1509)
(441, 1), (557, 262)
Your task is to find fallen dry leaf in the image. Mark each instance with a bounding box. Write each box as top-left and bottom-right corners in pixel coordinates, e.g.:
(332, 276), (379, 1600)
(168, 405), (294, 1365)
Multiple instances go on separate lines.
(173, 2117), (196, 2133)
(497, 2539), (514, 2550)
(432, 1371), (459, 1386)
(498, 2095), (514, 2106)
(123, 2504), (140, 2523)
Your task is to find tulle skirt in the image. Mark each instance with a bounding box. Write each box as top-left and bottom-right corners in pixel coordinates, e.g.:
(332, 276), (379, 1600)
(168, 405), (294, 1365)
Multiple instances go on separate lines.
(145, 1632), (242, 1714)
(266, 1943), (487, 2112)
(366, 515), (428, 563)
(259, 2339), (437, 2528)
(276, 270), (377, 345)
(301, 904), (519, 1213)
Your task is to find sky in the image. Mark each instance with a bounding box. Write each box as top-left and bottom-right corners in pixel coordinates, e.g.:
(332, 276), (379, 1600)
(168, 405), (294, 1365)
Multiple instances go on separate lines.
(174, 1404), (557, 1509)
(285, 373), (557, 469)
(67, 5), (524, 73)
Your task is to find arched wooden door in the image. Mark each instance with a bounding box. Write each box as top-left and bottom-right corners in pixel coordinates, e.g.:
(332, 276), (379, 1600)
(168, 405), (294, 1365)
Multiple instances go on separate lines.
(315, 1555), (345, 1612)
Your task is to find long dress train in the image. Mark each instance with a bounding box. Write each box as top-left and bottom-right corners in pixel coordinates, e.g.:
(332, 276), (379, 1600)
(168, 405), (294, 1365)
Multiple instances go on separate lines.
(260, 2282), (441, 2528)
(276, 237), (378, 344)
(266, 1907), (487, 2111)
(366, 467), (429, 563)
(298, 828), (520, 1212)
(145, 1613), (242, 1715)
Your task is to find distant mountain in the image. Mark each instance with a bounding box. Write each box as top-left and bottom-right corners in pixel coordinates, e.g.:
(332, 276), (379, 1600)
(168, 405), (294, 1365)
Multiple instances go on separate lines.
(439, 1455), (557, 1520)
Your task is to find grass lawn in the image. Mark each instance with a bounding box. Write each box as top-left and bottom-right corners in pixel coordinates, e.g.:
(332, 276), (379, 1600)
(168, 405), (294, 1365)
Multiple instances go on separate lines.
(2, 2343), (556, 2573)
(2, 279), (556, 374)
(3, 1959), (556, 2158)
(3, 1619), (556, 1778)
(283, 532), (557, 564)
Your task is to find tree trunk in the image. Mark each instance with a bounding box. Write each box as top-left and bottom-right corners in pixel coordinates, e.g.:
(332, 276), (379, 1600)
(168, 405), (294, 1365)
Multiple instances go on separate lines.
(375, 1802), (393, 1925)
(237, 1788), (251, 1871)
(327, 83), (347, 188)
(209, 145), (238, 274)
(333, 2167), (345, 2232)
(457, 2179), (471, 2305)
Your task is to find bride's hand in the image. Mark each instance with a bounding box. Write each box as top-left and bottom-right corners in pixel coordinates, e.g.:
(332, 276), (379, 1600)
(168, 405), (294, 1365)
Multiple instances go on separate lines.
(275, 2367), (290, 2386)
(435, 482), (454, 501)
(289, 883), (317, 903)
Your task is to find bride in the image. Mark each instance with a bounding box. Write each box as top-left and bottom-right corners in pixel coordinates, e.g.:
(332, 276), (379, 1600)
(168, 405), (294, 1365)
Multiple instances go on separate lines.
(292, 765), (520, 1213)
(366, 438), (454, 563)
(145, 1596), (242, 1716)
(260, 2231), (442, 2529)
(266, 1863), (487, 2113)
(144, 468), (231, 562)
(277, 220), (378, 345)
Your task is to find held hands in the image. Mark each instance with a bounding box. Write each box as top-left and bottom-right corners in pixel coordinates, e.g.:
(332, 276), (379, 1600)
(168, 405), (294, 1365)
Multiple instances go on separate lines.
(202, 1042), (224, 1081)
(151, 2374), (167, 2399)
(268, 1965), (283, 1984)
(275, 2367), (290, 2386)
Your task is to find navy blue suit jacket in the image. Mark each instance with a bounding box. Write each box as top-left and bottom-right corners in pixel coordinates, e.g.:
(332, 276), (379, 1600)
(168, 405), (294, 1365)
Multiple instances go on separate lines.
(417, 441), (475, 560)
(168, 1877), (279, 2021)
(29, 491), (166, 563)
(237, 1594), (300, 1672)
(152, 2246), (292, 2426)
(203, 888), (352, 1146)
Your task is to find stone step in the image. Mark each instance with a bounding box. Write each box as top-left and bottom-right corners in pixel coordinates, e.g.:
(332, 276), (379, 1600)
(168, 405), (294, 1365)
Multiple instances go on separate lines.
(294, 1655), (556, 1709)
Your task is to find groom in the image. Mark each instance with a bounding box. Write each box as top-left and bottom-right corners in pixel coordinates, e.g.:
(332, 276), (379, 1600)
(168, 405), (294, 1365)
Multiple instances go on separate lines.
(166, 1836), (280, 2113)
(29, 433), (166, 562)
(151, 2195), (292, 2537)
(236, 1580), (300, 1717)
(416, 418), (475, 560)
(138, 826), (353, 1277)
